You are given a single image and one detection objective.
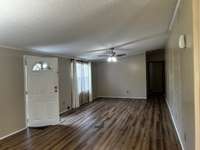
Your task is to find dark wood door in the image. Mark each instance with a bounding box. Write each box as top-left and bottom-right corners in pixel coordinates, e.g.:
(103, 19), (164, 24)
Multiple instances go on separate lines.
(147, 61), (165, 97)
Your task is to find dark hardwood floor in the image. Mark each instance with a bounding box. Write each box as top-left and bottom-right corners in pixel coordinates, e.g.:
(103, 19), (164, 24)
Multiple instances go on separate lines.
(0, 98), (181, 150)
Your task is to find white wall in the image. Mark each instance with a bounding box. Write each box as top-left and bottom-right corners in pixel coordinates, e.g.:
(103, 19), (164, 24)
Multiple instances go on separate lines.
(93, 54), (146, 99)
(166, 0), (195, 149)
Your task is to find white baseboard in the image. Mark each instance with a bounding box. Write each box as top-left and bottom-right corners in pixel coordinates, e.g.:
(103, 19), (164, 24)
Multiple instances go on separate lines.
(60, 109), (69, 115)
(166, 100), (184, 150)
(0, 127), (27, 140)
(96, 96), (147, 100)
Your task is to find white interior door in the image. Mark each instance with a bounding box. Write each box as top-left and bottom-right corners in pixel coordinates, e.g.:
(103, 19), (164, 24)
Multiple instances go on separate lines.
(25, 56), (59, 127)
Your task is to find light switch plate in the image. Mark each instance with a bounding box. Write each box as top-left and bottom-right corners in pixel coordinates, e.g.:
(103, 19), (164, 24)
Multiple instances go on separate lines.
(179, 34), (186, 49)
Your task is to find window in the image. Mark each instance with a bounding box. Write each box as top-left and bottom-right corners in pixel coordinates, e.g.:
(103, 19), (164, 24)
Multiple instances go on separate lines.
(32, 62), (51, 71)
(76, 62), (90, 94)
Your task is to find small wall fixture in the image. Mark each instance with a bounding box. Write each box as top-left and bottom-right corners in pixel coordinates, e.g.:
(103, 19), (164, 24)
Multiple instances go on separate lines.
(179, 34), (186, 49)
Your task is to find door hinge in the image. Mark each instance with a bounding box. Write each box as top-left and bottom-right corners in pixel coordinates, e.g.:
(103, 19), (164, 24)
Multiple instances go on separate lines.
(25, 91), (28, 95)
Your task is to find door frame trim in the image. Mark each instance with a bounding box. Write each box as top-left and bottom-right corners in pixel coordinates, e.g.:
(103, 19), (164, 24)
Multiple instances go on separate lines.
(23, 56), (28, 128)
(193, 0), (200, 149)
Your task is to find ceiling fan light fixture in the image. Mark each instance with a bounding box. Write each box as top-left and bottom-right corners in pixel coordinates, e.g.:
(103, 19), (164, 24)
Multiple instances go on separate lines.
(107, 57), (112, 62)
(112, 56), (117, 62)
(107, 56), (117, 62)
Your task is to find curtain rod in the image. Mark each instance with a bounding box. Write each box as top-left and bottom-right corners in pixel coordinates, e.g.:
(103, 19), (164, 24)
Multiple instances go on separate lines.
(71, 58), (90, 63)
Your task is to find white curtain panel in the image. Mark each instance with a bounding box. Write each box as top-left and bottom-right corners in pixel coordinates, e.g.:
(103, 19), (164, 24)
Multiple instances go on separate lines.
(88, 62), (93, 102)
(71, 60), (80, 108)
(72, 60), (93, 108)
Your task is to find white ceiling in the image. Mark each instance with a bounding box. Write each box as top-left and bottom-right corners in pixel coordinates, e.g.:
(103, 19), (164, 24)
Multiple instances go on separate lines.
(0, 0), (177, 60)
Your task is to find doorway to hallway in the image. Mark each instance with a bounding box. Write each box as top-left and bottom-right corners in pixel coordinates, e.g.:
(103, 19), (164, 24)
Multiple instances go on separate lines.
(146, 50), (165, 99)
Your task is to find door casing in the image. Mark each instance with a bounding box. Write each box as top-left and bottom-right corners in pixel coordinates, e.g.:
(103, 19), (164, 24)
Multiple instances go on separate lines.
(193, 0), (200, 149)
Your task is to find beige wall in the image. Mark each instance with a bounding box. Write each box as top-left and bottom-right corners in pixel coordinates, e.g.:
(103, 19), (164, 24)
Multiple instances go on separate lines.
(58, 58), (72, 113)
(166, 0), (195, 149)
(0, 48), (26, 138)
(0, 48), (72, 138)
(93, 54), (146, 99)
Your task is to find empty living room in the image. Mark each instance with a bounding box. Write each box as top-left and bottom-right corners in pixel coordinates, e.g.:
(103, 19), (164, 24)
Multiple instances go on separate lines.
(0, 0), (199, 150)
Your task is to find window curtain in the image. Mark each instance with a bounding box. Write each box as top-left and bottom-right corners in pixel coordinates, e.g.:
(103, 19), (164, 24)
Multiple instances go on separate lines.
(88, 62), (93, 102)
(71, 60), (79, 108)
(71, 60), (93, 108)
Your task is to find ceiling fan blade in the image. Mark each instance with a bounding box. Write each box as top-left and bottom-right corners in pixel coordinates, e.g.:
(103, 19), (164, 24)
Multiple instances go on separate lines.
(116, 54), (127, 57)
(98, 54), (111, 57)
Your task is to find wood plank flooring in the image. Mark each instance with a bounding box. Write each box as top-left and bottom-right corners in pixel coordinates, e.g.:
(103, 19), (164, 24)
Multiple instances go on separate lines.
(0, 98), (181, 150)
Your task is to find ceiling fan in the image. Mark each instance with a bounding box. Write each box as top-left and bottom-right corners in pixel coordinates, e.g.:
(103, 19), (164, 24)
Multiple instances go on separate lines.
(95, 48), (127, 62)
(79, 33), (166, 61)
(97, 48), (126, 57)
(96, 48), (127, 62)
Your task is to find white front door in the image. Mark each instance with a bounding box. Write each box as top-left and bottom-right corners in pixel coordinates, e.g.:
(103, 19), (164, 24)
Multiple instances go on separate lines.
(25, 56), (59, 127)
